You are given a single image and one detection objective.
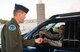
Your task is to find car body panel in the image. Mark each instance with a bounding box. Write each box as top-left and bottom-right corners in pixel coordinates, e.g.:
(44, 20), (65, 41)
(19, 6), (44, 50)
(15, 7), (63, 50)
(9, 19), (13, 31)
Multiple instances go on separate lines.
(23, 12), (80, 52)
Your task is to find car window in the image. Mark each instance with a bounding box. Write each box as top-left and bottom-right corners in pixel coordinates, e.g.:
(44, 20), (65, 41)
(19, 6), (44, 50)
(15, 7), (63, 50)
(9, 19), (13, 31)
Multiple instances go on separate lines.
(33, 22), (65, 39)
(39, 22), (65, 33)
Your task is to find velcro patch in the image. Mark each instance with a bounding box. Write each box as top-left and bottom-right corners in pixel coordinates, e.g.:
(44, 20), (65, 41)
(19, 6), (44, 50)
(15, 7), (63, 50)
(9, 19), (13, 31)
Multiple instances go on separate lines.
(8, 24), (16, 31)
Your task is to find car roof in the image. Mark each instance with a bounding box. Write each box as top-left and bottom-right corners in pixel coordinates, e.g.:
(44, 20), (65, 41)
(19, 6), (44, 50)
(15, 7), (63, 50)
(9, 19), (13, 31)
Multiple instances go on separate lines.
(50, 12), (80, 19)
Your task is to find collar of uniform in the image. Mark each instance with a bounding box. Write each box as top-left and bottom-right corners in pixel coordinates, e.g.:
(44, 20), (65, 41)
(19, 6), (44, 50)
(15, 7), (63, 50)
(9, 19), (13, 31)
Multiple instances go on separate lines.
(11, 18), (20, 27)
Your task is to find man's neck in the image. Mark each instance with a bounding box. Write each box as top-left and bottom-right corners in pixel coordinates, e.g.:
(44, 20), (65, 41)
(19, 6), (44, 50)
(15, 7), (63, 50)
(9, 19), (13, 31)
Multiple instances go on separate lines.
(13, 17), (20, 24)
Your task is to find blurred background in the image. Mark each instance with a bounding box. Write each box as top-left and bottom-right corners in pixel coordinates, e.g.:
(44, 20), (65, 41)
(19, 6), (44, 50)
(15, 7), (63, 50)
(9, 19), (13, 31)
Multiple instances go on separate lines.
(0, 0), (80, 35)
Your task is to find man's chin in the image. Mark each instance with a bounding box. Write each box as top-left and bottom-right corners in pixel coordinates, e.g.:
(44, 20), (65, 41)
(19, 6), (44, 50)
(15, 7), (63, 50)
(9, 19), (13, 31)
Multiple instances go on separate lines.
(20, 21), (24, 23)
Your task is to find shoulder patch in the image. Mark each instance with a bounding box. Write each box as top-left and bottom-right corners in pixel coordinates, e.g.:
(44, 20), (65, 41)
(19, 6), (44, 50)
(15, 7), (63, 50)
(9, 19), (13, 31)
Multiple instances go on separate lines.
(8, 24), (16, 31)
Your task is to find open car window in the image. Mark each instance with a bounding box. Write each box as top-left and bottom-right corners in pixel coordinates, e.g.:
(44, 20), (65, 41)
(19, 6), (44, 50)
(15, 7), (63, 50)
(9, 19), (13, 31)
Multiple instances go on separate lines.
(33, 22), (65, 35)
(33, 22), (65, 43)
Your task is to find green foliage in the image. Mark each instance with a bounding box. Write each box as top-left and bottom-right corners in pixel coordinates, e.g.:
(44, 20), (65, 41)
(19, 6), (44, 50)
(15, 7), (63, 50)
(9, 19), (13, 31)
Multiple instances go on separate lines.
(0, 19), (8, 24)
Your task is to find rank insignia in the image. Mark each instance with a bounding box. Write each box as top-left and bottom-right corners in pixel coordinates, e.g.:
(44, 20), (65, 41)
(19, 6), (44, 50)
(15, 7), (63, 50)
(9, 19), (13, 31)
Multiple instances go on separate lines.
(8, 24), (16, 31)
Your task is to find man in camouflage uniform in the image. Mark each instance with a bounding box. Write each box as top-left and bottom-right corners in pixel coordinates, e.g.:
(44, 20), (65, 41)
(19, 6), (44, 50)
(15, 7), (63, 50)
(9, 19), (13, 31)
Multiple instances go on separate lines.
(39, 25), (65, 47)
(1, 4), (43, 52)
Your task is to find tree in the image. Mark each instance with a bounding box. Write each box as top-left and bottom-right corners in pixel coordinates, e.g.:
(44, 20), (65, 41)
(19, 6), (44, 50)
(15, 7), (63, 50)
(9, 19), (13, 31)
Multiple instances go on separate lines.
(0, 19), (8, 24)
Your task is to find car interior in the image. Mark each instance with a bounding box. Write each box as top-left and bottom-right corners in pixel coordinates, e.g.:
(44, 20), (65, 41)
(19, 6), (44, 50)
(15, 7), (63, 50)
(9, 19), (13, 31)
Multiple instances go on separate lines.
(32, 20), (80, 51)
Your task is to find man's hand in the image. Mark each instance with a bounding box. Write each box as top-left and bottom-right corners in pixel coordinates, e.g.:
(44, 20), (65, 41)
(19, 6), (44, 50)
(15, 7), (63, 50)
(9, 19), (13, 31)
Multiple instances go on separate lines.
(35, 38), (43, 44)
(39, 31), (46, 35)
(43, 38), (47, 43)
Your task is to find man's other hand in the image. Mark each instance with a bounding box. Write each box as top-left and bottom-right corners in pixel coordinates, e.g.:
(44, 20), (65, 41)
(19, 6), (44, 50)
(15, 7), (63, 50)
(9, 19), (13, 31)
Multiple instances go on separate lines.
(35, 38), (43, 44)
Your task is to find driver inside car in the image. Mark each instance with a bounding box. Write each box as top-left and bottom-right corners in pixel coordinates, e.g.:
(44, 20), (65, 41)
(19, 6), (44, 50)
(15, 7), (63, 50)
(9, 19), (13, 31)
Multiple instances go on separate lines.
(39, 25), (65, 47)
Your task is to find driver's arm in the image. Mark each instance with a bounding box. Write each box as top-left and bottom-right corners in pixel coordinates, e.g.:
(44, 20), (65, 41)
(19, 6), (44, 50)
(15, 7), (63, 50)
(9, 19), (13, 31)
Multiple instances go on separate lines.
(39, 31), (60, 40)
(47, 39), (62, 47)
(43, 38), (62, 47)
(45, 33), (61, 40)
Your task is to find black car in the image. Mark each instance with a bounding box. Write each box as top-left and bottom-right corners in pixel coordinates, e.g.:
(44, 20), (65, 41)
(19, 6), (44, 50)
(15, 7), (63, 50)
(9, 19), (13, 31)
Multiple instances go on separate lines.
(23, 12), (80, 52)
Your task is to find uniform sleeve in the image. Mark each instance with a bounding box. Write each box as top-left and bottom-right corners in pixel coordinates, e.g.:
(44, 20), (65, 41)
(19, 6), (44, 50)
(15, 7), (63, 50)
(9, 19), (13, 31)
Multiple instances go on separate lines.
(23, 38), (35, 47)
(47, 38), (62, 47)
(3, 25), (12, 52)
(45, 32), (61, 40)
(1, 25), (6, 52)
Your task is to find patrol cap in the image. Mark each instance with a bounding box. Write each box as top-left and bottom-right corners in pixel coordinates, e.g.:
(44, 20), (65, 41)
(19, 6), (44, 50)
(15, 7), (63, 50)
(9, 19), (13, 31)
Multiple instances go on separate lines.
(15, 4), (29, 13)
